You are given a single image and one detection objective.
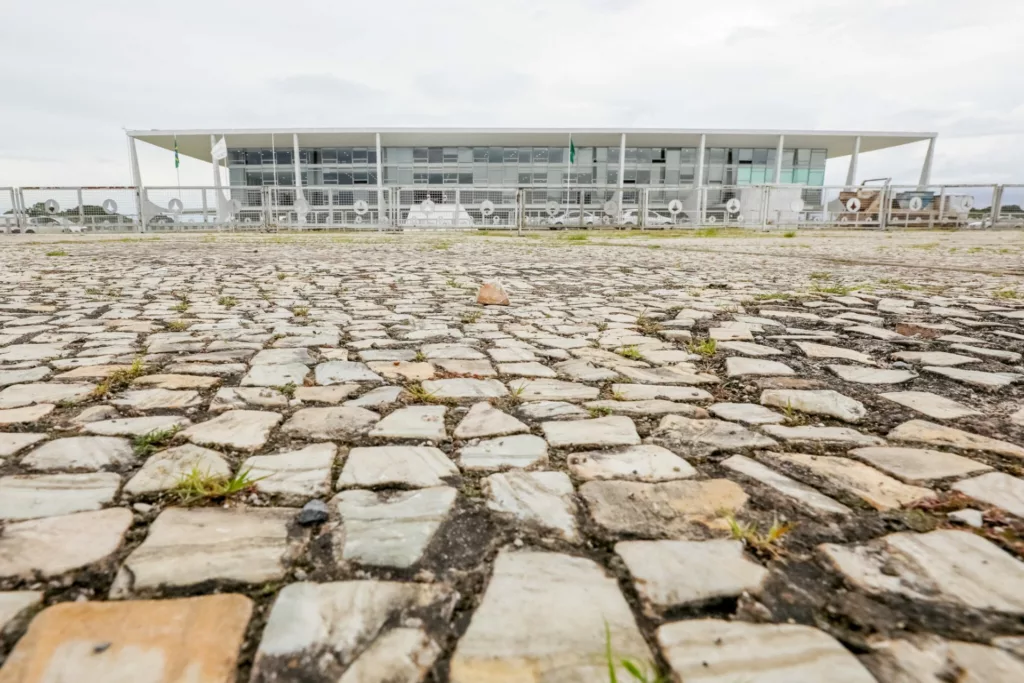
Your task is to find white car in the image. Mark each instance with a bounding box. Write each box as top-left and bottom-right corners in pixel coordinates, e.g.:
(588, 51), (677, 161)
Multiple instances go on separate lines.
(550, 210), (597, 228)
(620, 210), (678, 227)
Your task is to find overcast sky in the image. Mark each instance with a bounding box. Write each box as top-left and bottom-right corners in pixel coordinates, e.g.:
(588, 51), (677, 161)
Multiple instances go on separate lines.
(2, 0), (1022, 189)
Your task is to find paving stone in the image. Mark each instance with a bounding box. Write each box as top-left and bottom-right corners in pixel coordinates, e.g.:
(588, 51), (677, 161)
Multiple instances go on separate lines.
(111, 507), (303, 596)
(0, 595), (253, 683)
(0, 591), (42, 634)
(0, 382), (95, 409)
(794, 341), (875, 365)
(54, 363), (134, 381)
(617, 539), (768, 610)
(0, 432), (46, 458)
(949, 343), (1022, 362)
(827, 364), (917, 384)
(366, 360), (435, 381)
(610, 383), (713, 401)
(516, 400), (588, 420)
(251, 347), (315, 365)
(580, 479), (748, 537)
(333, 487), (456, 568)
(889, 419), (1024, 458)
(453, 401), (528, 439)
(314, 361), (383, 385)
(567, 444), (696, 482)
(282, 406), (380, 440)
(820, 529), (1024, 613)
(0, 508), (133, 579)
(864, 635), (1024, 683)
(762, 452), (933, 510)
(165, 361), (247, 376)
(496, 360), (555, 378)
(892, 351), (980, 366)
(648, 415), (777, 456)
(250, 581), (454, 683)
(243, 443), (337, 503)
(21, 436), (134, 471)
(710, 326), (753, 341)
(343, 385), (405, 409)
(1010, 405), (1024, 426)
(726, 356), (794, 377)
(181, 409), (282, 451)
(0, 472), (121, 520)
(616, 365), (720, 385)
(293, 384), (361, 404)
(84, 414), (192, 437)
(109, 387), (203, 411)
(722, 454), (851, 515)
(584, 398), (707, 418)
(0, 343), (67, 363)
(658, 619), (877, 683)
(485, 471), (579, 541)
(338, 445), (457, 489)
(849, 446), (990, 483)
(0, 404), (54, 425)
(368, 405), (448, 441)
(504, 378), (599, 401)
(879, 390), (982, 419)
(953, 471), (1024, 518)
(240, 362), (311, 387)
(449, 550), (652, 683)
(761, 388), (867, 422)
(210, 386), (289, 412)
(709, 402), (785, 424)
(541, 415), (640, 448)
(718, 340), (785, 356)
(0, 366), (51, 388)
(124, 444), (232, 495)
(458, 434), (548, 470)
(420, 377), (508, 400)
(761, 424), (885, 447)
(134, 373), (221, 389)
(923, 365), (1022, 389)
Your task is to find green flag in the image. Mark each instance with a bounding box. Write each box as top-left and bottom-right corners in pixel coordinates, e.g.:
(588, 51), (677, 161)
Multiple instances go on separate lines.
(174, 137), (179, 169)
(569, 136), (576, 164)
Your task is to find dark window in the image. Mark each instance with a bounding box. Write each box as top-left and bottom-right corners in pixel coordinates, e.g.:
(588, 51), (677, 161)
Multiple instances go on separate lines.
(413, 148), (429, 163)
(321, 148), (338, 164)
(367, 149), (377, 164)
(428, 147), (443, 164)
(276, 150), (292, 166)
(625, 147), (637, 162)
(368, 171), (378, 185)
(354, 171), (368, 185)
(429, 172), (443, 184)
(489, 147), (503, 163)
(443, 172), (458, 184)
(245, 171), (262, 186)
(533, 172), (547, 184)
(339, 172), (353, 185)
(504, 148), (519, 163)
(637, 148), (652, 163)
(738, 148), (753, 164)
(443, 148), (458, 163)
(549, 147), (564, 164)
(261, 149), (274, 164)
(519, 148), (532, 163)
(459, 173), (473, 184)
(473, 148), (489, 163)
(414, 172), (428, 184)
(228, 149), (246, 164)
(753, 149), (768, 164)
(246, 150), (262, 166)
(278, 171), (294, 187)
(533, 147), (549, 163)
(353, 148), (368, 163)
(323, 171), (338, 184)
(636, 170), (650, 184)
(519, 173), (531, 184)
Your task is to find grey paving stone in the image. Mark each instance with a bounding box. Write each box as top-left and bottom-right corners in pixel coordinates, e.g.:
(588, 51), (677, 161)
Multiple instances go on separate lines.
(0, 472), (121, 520)
(889, 419), (1024, 458)
(541, 415), (640, 449)
(761, 424), (885, 447)
(240, 362), (311, 387)
(449, 551), (652, 683)
(83, 415), (192, 437)
(243, 443), (337, 503)
(368, 405), (448, 441)
(421, 377), (508, 400)
(21, 436), (134, 471)
(343, 385), (405, 409)
(0, 591), (42, 634)
(864, 635), (1024, 683)
(453, 401), (528, 439)
(648, 415), (777, 456)
(485, 471), (579, 541)
(181, 410), (282, 451)
(0, 508), (133, 579)
(820, 530), (1024, 614)
(617, 539), (768, 610)
(761, 389), (867, 423)
(616, 365), (720, 385)
(0, 366), (51, 388)
(658, 620), (877, 683)
(892, 351), (980, 366)
(458, 434), (548, 470)
(827, 364), (917, 384)
(709, 402), (784, 424)
(210, 386), (289, 412)
(726, 357), (794, 377)
(0, 432), (46, 458)
(849, 446), (990, 483)
(722, 454), (850, 514)
(332, 487), (456, 569)
(567, 444), (696, 482)
(923, 365), (1022, 389)
(314, 361), (383, 384)
(111, 507), (304, 596)
(0, 404), (54, 425)
(879, 390), (982, 419)
(953, 472), (1024, 518)
(124, 444), (232, 496)
(338, 445), (457, 489)
(295, 384), (361, 404)
(0, 382), (95, 409)
(282, 406), (380, 440)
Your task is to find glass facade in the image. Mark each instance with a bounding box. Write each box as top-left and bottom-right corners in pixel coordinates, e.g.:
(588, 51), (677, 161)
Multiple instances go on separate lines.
(226, 144), (827, 188)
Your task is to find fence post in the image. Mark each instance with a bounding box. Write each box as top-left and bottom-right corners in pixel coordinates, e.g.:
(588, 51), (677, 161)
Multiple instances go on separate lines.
(76, 189), (85, 229)
(990, 185), (1003, 229)
(517, 189), (524, 235)
(879, 182), (889, 231)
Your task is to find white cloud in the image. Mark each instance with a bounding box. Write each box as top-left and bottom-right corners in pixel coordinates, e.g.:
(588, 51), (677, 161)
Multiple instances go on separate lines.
(1, 0), (1021, 186)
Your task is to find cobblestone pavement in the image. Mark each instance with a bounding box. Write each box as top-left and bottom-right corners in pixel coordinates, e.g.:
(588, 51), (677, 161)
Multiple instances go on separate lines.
(1, 230), (1023, 682)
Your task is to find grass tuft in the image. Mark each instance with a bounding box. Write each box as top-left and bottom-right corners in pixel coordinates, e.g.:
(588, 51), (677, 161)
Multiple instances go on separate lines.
(292, 306), (310, 317)
(687, 338), (717, 357)
(993, 288), (1019, 300)
(171, 300), (189, 313)
(167, 320), (190, 332)
(132, 425), (181, 457)
(811, 283), (854, 296)
(461, 310), (482, 324)
(616, 345), (643, 361)
(809, 271), (831, 280)
(273, 382), (297, 398)
(588, 406), (613, 418)
(404, 382), (443, 404)
(782, 231), (797, 238)
(92, 357), (147, 398)
(413, 350), (427, 362)
(218, 295), (238, 308)
(171, 466), (264, 506)
(605, 622), (667, 683)
(635, 310), (662, 336)
(45, 249), (68, 257)
(725, 513), (796, 557)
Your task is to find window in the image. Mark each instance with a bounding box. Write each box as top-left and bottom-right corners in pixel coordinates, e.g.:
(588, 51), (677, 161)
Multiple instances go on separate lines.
(339, 172), (353, 185)
(354, 171), (368, 185)
(367, 149), (377, 164)
(625, 147), (637, 163)
(708, 148), (726, 163)
(503, 148), (519, 163)
(532, 147), (548, 163)
(796, 149), (811, 166)
(245, 170), (262, 186)
(738, 148), (753, 164)
(413, 148), (429, 163)
(489, 147), (503, 163)
(458, 147), (473, 163)
(459, 173), (473, 184)
(533, 172), (547, 184)
(353, 148), (368, 163)
(443, 148), (458, 163)
(299, 149), (319, 164)
(428, 147), (443, 164)
(278, 171), (294, 187)
(637, 148), (652, 163)
(443, 172), (458, 184)
(429, 172), (442, 184)
(810, 150), (826, 167)
(517, 147), (531, 163)
(228, 149), (246, 164)
(413, 172), (428, 184)
(337, 148), (352, 164)
(276, 150), (292, 166)
(607, 169), (618, 184)
(752, 149), (768, 165)
(608, 147), (619, 164)
(245, 150), (262, 166)
(260, 149), (274, 165)
(578, 172), (593, 184)
(368, 171), (378, 185)
(473, 148), (489, 163)
(323, 171), (338, 184)
(549, 147), (564, 164)
(519, 173), (531, 184)
(636, 169), (650, 184)
(229, 168), (244, 184)
(262, 171), (276, 185)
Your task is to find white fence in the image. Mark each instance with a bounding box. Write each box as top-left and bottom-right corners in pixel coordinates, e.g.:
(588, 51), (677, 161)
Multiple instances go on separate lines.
(3, 183), (1023, 234)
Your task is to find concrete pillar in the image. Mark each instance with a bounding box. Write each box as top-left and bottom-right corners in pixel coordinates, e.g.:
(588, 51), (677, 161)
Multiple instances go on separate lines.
(774, 134), (785, 184)
(375, 132), (384, 224)
(695, 133), (706, 187)
(293, 133), (305, 225)
(127, 134), (144, 233)
(845, 135), (861, 187)
(919, 137), (936, 187)
(617, 133), (626, 191)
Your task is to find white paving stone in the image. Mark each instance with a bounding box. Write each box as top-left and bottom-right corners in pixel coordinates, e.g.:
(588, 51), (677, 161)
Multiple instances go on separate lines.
(338, 445), (457, 489)
(567, 444), (696, 482)
(953, 472), (1024, 518)
(827, 364), (916, 384)
(849, 446), (990, 483)
(722, 455), (851, 515)
(0, 508), (133, 579)
(485, 471), (579, 541)
(282, 406), (380, 440)
(453, 401), (528, 439)
(541, 415), (640, 449)
(124, 444), (232, 496)
(243, 443), (337, 503)
(181, 410), (282, 451)
(889, 419), (1024, 458)
(761, 389), (866, 423)
(21, 436), (134, 471)
(368, 405), (448, 441)
(458, 434), (548, 470)
(879, 391), (982, 419)
(0, 472), (121, 520)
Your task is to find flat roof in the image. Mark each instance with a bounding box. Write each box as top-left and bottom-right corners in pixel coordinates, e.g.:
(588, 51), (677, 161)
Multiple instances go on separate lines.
(128, 127), (937, 163)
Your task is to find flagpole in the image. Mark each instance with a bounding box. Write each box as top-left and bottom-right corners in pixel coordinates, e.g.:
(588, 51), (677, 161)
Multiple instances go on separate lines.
(174, 135), (182, 201)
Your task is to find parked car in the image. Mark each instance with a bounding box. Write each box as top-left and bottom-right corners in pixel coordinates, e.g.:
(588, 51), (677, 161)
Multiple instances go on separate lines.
(619, 210), (679, 228)
(550, 210), (597, 228)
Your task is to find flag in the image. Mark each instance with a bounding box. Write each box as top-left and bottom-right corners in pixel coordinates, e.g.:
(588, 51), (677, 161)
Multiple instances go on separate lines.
(211, 137), (227, 161)
(569, 136), (576, 164)
(174, 137), (179, 169)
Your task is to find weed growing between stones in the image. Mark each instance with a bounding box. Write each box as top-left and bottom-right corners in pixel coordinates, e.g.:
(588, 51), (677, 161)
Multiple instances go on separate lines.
(724, 513), (796, 558)
(91, 357), (147, 398)
(218, 295), (238, 308)
(45, 250), (68, 257)
(166, 320), (190, 331)
(171, 466), (265, 506)
(588, 406), (613, 418)
(132, 426), (181, 457)
(461, 310), (482, 324)
(292, 306), (310, 317)
(687, 338), (717, 357)
(635, 311), (662, 336)
(273, 382), (297, 398)
(604, 622), (667, 683)
(616, 346), (643, 361)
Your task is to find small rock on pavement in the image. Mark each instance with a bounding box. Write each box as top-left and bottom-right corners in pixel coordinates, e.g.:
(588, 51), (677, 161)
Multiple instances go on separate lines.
(476, 281), (510, 306)
(297, 499), (330, 526)
(948, 508), (983, 528)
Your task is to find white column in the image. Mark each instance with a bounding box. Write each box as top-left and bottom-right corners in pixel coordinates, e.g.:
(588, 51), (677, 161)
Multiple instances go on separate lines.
(695, 134), (706, 224)
(845, 135), (861, 187)
(293, 133), (305, 225)
(127, 134), (144, 232)
(617, 133), (626, 191)
(375, 132), (384, 224)
(774, 135), (785, 184)
(919, 137), (936, 187)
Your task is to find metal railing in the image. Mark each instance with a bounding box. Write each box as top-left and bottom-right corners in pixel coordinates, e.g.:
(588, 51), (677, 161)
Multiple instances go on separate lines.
(2, 183), (1023, 234)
